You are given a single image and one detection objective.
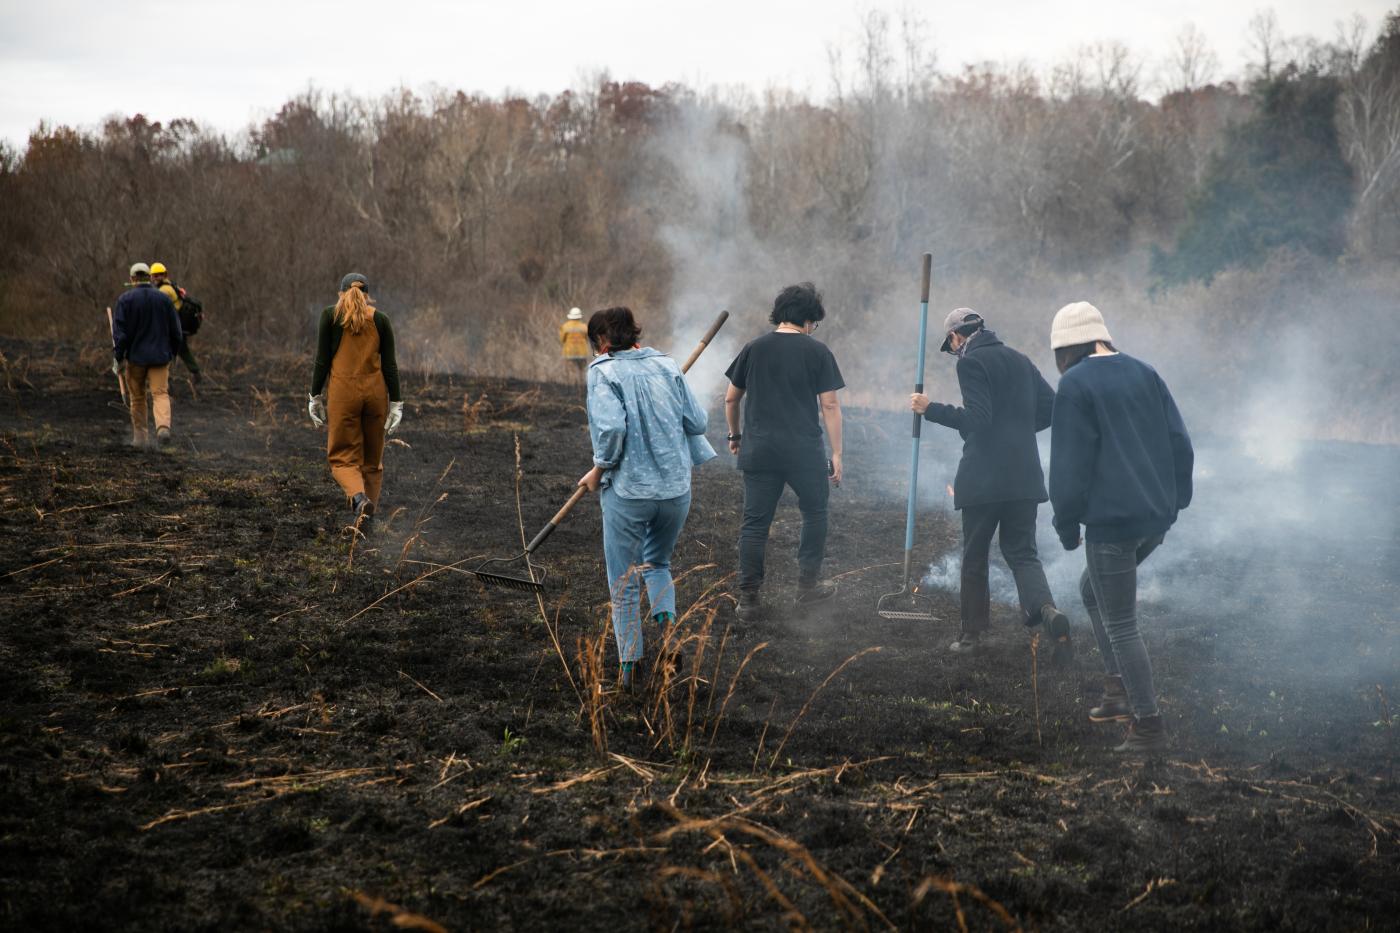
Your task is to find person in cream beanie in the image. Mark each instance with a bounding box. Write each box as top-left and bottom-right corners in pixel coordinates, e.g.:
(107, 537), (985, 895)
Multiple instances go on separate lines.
(1050, 301), (1114, 350)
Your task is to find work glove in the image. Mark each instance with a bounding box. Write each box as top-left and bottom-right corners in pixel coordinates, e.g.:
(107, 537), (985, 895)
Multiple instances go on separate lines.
(112, 358), (126, 376)
(385, 401), (404, 435)
(308, 394), (326, 428)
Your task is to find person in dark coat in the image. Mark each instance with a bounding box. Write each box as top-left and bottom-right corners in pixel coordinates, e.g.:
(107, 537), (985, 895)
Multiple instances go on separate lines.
(1048, 301), (1193, 755)
(111, 262), (184, 448)
(911, 308), (1072, 657)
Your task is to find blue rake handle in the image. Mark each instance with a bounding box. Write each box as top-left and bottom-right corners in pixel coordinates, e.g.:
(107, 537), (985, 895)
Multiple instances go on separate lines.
(900, 253), (933, 589)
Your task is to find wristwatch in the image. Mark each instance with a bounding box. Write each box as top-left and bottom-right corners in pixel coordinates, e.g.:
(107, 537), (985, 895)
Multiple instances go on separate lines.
(727, 433), (742, 441)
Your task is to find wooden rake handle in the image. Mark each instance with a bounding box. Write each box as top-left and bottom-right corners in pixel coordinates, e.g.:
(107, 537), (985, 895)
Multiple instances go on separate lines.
(680, 310), (729, 374)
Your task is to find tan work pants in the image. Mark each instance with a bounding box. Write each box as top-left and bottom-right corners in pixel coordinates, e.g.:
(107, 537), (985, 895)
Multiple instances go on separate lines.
(126, 363), (171, 445)
(327, 374), (387, 504)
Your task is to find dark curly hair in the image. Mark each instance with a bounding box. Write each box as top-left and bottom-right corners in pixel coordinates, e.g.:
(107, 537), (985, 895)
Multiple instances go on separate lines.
(587, 307), (642, 353)
(769, 283), (826, 327)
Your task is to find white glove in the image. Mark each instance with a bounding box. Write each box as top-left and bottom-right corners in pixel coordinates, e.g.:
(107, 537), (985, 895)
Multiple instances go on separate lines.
(112, 358), (125, 375)
(308, 394), (326, 427)
(385, 401), (404, 435)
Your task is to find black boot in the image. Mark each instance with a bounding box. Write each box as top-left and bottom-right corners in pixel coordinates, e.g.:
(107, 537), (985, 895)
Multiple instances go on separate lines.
(1039, 605), (1075, 665)
(735, 590), (764, 622)
(1089, 675), (1131, 722)
(1114, 714), (1167, 755)
(351, 493), (374, 530)
(795, 578), (837, 606)
(948, 631), (981, 654)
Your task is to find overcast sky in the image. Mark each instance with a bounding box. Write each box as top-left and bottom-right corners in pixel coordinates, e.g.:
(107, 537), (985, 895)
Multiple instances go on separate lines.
(1, 0), (1392, 149)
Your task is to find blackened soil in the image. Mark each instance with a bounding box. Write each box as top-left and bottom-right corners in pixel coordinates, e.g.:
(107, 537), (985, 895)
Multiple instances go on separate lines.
(1, 340), (1397, 931)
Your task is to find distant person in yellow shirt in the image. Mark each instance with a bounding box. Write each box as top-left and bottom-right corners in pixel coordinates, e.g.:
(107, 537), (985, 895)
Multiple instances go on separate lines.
(559, 307), (590, 380)
(151, 262), (203, 384)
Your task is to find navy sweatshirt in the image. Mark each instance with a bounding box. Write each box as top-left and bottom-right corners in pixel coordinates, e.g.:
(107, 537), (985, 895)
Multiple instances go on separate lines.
(112, 283), (183, 366)
(924, 328), (1056, 509)
(1048, 352), (1193, 547)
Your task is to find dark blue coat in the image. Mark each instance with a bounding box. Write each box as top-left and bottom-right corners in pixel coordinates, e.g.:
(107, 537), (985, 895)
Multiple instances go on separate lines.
(1049, 352), (1193, 546)
(923, 329), (1055, 509)
(113, 283), (183, 366)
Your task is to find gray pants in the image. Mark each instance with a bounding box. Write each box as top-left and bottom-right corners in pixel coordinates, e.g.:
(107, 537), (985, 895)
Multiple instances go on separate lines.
(1080, 534), (1165, 719)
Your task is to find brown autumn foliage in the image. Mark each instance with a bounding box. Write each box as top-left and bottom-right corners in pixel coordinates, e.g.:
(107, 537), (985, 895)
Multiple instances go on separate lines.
(0, 11), (1396, 417)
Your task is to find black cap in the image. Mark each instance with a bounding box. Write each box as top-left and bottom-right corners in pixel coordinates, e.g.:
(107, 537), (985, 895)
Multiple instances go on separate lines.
(340, 272), (368, 292)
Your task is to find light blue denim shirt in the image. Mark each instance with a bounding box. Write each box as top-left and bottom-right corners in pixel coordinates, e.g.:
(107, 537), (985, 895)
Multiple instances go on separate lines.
(587, 347), (717, 500)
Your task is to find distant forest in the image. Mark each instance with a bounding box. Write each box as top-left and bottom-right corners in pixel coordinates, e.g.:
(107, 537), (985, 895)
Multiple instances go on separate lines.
(0, 9), (1397, 401)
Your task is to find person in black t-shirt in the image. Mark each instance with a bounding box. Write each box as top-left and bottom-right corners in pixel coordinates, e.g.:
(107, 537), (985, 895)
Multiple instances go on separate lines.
(723, 283), (845, 620)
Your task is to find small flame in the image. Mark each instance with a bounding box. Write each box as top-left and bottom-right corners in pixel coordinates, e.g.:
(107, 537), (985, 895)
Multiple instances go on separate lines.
(946, 484), (955, 497)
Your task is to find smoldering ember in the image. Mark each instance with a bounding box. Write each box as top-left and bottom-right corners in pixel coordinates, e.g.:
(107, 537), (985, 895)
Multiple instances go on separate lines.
(1, 4), (1398, 931)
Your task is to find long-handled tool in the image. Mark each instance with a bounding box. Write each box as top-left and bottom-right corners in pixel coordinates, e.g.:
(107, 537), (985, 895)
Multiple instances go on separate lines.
(472, 310), (731, 593)
(877, 254), (938, 622)
(105, 306), (130, 412)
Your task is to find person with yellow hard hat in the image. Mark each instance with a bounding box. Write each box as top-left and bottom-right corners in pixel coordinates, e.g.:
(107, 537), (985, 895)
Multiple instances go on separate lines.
(151, 262), (203, 384)
(559, 307), (589, 382)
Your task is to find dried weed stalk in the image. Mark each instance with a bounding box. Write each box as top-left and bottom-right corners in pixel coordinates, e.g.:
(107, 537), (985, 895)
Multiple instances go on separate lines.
(1031, 632), (1043, 747)
(768, 646), (882, 772)
(395, 458), (456, 576)
(912, 875), (1021, 931)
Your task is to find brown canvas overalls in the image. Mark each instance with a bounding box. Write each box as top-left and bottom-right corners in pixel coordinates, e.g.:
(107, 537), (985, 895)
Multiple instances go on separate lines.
(326, 322), (388, 504)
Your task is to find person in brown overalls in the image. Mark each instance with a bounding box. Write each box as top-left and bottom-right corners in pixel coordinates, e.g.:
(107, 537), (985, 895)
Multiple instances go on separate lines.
(307, 273), (403, 528)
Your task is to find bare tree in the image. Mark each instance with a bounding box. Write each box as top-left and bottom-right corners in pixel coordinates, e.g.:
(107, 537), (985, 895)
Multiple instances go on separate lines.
(1246, 9), (1283, 80)
(1167, 23), (1221, 94)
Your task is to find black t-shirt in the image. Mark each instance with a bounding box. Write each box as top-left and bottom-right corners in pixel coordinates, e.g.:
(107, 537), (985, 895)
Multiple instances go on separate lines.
(724, 331), (845, 472)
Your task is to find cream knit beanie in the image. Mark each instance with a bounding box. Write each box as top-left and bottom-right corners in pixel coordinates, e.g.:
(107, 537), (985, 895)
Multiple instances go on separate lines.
(1050, 301), (1113, 350)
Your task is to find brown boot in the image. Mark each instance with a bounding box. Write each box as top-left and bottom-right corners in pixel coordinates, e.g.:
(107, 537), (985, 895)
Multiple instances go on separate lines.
(1089, 675), (1131, 722)
(1114, 714), (1167, 755)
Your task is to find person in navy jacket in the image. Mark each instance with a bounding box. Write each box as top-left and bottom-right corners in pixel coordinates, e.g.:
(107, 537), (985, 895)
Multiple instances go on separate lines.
(111, 262), (184, 447)
(1048, 301), (1193, 755)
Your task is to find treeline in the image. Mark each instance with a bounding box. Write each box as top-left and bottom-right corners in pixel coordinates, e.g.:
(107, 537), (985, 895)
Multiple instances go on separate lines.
(0, 10), (1397, 388)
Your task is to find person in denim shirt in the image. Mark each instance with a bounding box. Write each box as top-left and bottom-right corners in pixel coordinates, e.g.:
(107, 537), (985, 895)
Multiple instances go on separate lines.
(577, 307), (716, 691)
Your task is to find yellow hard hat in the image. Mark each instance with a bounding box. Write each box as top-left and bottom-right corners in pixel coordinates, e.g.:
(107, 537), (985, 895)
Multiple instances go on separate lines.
(150, 262), (167, 275)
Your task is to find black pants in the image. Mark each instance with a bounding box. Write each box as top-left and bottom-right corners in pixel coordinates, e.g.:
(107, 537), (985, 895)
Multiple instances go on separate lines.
(738, 467), (829, 592)
(960, 499), (1055, 633)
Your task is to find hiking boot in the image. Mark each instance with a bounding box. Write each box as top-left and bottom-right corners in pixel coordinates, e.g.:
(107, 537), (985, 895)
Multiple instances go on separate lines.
(1114, 714), (1167, 755)
(735, 590), (764, 622)
(948, 632), (981, 654)
(1089, 675), (1132, 722)
(351, 493), (375, 530)
(795, 579), (837, 606)
(657, 646), (684, 679)
(1039, 606), (1074, 666)
(156, 427), (172, 447)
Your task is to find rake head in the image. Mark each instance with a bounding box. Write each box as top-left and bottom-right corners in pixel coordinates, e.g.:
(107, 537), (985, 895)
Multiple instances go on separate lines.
(469, 555), (549, 593)
(876, 586), (937, 622)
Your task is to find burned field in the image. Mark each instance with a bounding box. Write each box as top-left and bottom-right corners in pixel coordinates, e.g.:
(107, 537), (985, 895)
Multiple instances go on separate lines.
(1, 341), (1397, 931)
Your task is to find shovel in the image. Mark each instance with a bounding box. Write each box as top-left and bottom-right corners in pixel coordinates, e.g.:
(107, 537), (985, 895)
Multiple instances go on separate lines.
(471, 309), (730, 593)
(877, 254), (939, 622)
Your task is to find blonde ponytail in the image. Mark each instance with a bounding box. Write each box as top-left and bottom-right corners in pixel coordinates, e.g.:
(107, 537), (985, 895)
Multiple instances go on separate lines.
(334, 282), (375, 335)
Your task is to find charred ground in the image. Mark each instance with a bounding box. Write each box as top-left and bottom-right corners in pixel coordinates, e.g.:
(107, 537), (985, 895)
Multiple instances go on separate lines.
(0, 340), (1397, 931)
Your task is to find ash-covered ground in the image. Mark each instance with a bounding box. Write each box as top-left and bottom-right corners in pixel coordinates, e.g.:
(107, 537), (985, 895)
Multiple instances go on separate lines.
(1, 340), (1396, 931)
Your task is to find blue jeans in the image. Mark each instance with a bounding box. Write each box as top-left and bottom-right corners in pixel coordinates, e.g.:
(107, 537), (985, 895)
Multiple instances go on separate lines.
(601, 486), (691, 663)
(1080, 534), (1164, 719)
